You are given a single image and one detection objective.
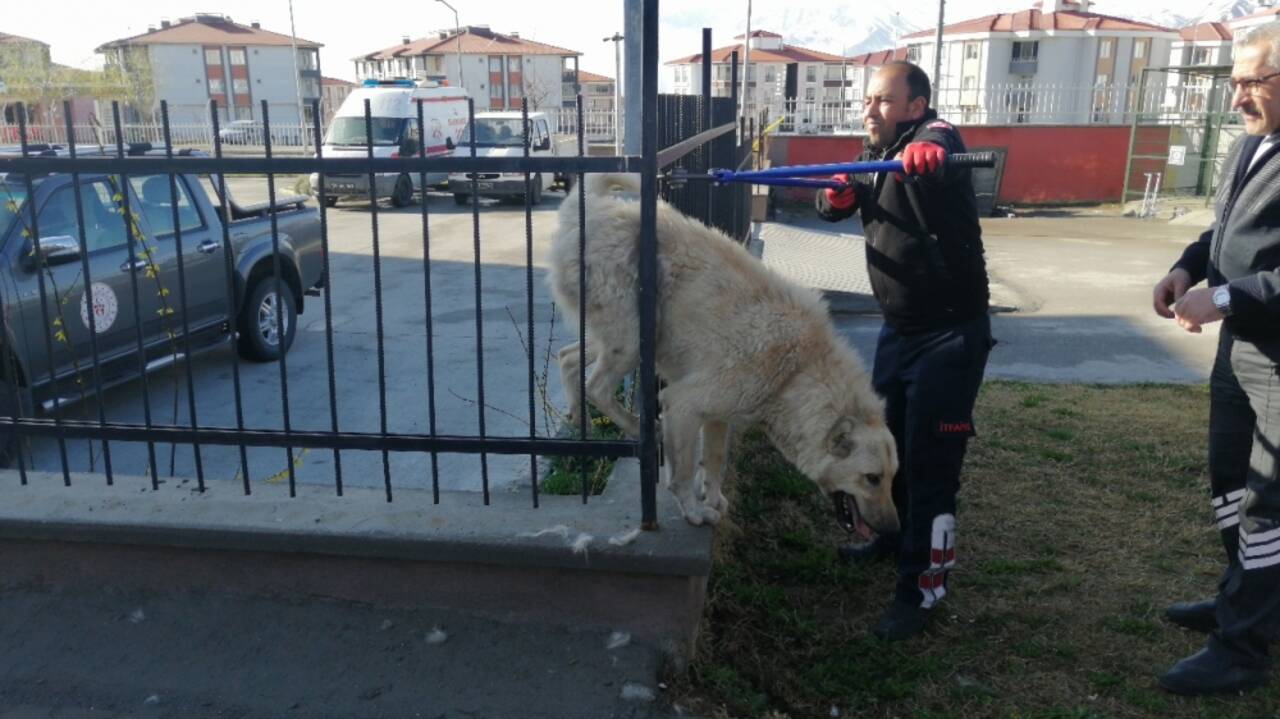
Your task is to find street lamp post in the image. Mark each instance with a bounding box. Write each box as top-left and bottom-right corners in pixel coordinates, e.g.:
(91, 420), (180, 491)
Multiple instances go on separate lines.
(436, 0), (465, 90)
(604, 32), (624, 155)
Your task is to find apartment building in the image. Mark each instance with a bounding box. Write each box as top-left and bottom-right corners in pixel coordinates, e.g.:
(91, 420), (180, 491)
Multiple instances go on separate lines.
(354, 26), (581, 111)
(96, 13), (323, 125)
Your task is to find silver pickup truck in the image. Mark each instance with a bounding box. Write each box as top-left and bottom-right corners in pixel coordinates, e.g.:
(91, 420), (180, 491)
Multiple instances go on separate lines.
(0, 145), (324, 433)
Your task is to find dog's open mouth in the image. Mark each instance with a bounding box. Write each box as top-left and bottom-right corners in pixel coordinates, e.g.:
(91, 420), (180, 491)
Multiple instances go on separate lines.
(831, 491), (874, 540)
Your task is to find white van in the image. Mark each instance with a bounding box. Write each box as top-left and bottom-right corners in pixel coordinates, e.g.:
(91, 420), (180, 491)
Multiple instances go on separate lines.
(310, 79), (469, 207)
(446, 111), (576, 205)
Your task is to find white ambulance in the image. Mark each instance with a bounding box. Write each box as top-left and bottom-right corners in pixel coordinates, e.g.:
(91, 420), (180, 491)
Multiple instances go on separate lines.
(311, 79), (469, 207)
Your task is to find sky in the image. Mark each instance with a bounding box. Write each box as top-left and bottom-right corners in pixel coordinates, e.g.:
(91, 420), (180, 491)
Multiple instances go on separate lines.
(4, 0), (1174, 86)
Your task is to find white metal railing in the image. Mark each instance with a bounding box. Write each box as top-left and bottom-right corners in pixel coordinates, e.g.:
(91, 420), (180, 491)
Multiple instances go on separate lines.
(0, 122), (321, 153)
(552, 109), (618, 142)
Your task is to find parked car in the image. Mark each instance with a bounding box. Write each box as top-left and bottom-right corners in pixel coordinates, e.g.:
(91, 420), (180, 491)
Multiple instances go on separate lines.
(218, 120), (304, 147)
(310, 78), (469, 208)
(447, 111), (576, 205)
(0, 143), (324, 446)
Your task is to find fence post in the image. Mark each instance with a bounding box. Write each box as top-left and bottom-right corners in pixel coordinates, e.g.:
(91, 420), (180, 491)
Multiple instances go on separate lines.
(702, 28), (713, 226)
(638, 0), (660, 530)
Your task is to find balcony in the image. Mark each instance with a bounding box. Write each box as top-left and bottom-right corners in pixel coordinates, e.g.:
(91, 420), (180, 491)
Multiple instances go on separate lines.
(1009, 60), (1038, 76)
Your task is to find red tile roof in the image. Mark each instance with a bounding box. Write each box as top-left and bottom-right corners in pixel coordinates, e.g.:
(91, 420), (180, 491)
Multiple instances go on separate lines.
(358, 27), (579, 60)
(666, 42), (845, 66)
(900, 8), (1174, 39)
(577, 70), (614, 83)
(98, 15), (321, 50)
(735, 30), (783, 39)
(1179, 21), (1232, 41)
(846, 48), (909, 67)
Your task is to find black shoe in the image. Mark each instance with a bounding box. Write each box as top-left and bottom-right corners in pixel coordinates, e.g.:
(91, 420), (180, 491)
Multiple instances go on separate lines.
(1165, 598), (1217, 633)
(1159, 646), (1268, 696)
(873, 601), (930, 642)
(838, 533), (900, 564)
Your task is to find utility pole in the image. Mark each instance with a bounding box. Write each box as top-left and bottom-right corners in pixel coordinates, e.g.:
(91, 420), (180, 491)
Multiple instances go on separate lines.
(436, 0), (465, 90)
(288, 0), (305, 126)
(604, 32), (624, 155)
(933, 0), (945, 99)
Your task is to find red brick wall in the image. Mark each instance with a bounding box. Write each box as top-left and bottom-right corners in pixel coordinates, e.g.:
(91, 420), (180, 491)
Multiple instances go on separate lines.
(773, 125), (1137, 205)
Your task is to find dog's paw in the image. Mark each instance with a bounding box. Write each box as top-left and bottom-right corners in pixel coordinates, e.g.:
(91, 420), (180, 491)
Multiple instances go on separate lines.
(705, 491), (728, 513)
(682, 504), (721, 526)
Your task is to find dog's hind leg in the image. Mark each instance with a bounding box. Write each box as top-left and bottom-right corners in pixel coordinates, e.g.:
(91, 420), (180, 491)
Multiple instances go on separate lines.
(583, 345), (641, 438)
(699, 420), (731, 514)
(663, 395), (720, 526)
(557, 341), (599, 428)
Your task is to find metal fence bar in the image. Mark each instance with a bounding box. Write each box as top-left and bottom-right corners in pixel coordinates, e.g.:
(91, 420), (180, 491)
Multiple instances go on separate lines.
(702, 28), (713, 227)
(60, 101), (114, 484)
(110, 102), (160, 487)
(207, 102), (252, 493)
(466, 99), (491, 503)
(16, 111), (72, 486)
(361, 99), (392, 502)
(521, 98), (539, 508)
(2, 417), (637, 456)
(160, 102), (206, 489)
(262, 102), (298, 497)
(638, 0), (660, 529)
(2, 156), (639, 176)
(576, 95), (589, 504)
(413, 100), (440, 504)
(312, 100), (344, 497)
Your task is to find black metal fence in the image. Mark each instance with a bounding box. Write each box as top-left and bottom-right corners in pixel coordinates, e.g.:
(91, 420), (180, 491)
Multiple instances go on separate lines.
(0, 7), (750, 531)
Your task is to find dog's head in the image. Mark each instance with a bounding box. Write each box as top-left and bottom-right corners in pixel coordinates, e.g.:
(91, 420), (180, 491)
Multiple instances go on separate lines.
(813, 416), (899, 539)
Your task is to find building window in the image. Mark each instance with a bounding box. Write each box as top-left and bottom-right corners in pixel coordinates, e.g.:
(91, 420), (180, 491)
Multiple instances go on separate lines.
(1134, 40), (1146, 59)
(303, 78), (320, 97)
(229, 48), (246, 66)
(964, 42), (980, 60)
(233, 78), (249, 94)
(962, 76), (975, 90)
(298, 49), (318, 71)
(508, 55), (521, 71)
(1095, 73), (1109, 87)
(1192, 47), (1211, 65)
(1012, 41), (1039, 61)
(209, 78), (225, 94)
(825, 64), (843, 81)
(765, 67), (776, 83)
(805, 87), (816, 100)
(489, 56), (503, 72)
(234, 106), (252, 121)
(806, 65), (816, 82)
(205, 48), (222, 66)
(490, 82), (503, 99)
(1100, 40), (1112, 59)
(907, 44), (922, 62)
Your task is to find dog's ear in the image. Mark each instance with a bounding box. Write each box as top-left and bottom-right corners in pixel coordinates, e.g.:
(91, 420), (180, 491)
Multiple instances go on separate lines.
(826, 417), (856, 459)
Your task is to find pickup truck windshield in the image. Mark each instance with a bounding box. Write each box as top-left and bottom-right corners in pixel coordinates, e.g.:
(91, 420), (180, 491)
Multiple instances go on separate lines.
(458, 119), (528, 147)
(325, 117), (405, 147)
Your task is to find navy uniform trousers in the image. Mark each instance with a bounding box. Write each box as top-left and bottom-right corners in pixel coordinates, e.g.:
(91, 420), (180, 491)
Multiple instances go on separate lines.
(872, 312), (993, 609)
(1208, 327), (1280, 668)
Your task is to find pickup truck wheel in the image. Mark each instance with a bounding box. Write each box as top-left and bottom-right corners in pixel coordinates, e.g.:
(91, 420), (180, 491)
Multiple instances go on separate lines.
(237, 277), (297, 362)
(323, 196), (338, 208)
(453, 193), (470, 206)
(391, 174), (414, 208)
(528, 174), (543, 205)
(559, 175), (574, 192)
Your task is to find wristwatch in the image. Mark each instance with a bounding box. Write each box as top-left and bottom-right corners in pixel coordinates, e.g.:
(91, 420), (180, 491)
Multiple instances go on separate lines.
(1213, 285), (1234, 317)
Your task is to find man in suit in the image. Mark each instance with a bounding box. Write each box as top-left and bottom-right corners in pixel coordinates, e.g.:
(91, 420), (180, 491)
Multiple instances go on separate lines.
(1154, 23), (1280, 695)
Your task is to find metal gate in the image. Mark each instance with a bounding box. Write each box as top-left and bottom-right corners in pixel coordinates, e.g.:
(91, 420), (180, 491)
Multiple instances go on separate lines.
(1122, 64), (1237, 214)
(0, 0), (724, 530)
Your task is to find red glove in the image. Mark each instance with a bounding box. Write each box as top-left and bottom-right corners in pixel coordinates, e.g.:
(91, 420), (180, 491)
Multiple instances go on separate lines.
(824, 173), (856, 210)
(899, 141), (946, 177)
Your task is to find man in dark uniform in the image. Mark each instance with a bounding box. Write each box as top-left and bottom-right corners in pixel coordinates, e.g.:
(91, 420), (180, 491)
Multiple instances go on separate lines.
(815, 61), (993, 641)
(1154, 24), (1280, 696)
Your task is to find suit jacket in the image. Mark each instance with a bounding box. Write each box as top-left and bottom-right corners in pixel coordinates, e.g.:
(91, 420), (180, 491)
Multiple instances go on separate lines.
(1175, 133), (1280, 340)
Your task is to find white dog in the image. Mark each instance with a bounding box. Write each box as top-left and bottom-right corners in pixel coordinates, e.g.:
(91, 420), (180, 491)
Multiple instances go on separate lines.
(548, 174), (899, 534)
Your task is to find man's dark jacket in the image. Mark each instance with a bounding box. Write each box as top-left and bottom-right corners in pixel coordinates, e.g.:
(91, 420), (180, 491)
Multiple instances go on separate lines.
(816, 110), (989, 334)
(1175, 133), (1280, 341)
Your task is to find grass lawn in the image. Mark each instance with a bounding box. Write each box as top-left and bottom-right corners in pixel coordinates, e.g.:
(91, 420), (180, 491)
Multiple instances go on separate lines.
(666, 381), (1280, 718)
